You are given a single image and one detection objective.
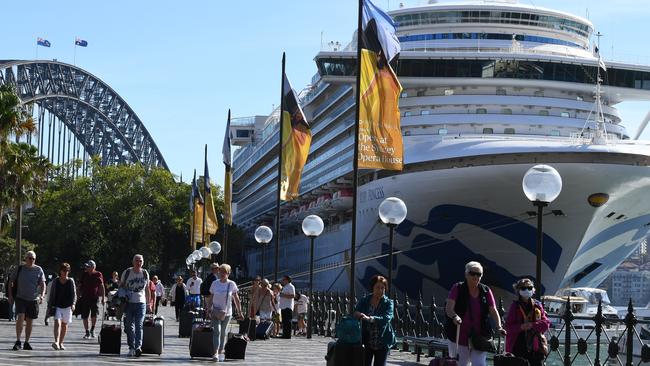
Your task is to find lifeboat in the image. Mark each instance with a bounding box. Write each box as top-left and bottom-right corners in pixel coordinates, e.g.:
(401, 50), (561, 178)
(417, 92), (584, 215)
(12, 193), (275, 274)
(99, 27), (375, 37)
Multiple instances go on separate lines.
(330, 189), (353, 210)
(297, 203), (309, 219)
(316, 193), (333, 213)
(288, 208), (299, 223)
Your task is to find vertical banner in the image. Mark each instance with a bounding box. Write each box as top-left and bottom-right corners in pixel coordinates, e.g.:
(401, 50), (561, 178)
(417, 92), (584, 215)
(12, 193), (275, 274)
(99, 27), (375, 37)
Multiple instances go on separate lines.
(193, 202), (205, 243)
(280, 73), (312, 200)
(203, 147), (219, 236)
(358, 0), (403, 171)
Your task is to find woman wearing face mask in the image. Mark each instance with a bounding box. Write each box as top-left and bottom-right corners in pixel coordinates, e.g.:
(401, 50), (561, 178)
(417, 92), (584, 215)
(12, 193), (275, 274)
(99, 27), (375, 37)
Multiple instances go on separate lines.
(504, 278), (550, 366)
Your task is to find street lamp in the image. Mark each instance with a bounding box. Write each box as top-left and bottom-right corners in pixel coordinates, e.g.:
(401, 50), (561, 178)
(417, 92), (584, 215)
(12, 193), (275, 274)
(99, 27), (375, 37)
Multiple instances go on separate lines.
(302, 214), (324, 339)
(209, 241), (222, 263)
(255, 226), (273, 278)
(199, 246), (212, 259)
(522, 164), (562, 296)
(378, 197), (408, 294)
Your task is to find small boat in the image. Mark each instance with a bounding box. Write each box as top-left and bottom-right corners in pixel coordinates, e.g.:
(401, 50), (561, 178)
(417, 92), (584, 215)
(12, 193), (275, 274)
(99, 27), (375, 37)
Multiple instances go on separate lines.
(297, 204), (309, 220)
(330, 189), (353, 211)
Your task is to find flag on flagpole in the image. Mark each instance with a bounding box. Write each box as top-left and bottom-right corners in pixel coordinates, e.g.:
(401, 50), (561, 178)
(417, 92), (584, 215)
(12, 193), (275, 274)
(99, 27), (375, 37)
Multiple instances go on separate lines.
(204, 156), (219, 235)
(222, 110), (233, 226)
(280, 74), (312, 201)
(75, 38), (88, 47)
(357, 0), (403, 170)
(37, 38), (51, 47)
(193, 201), (205, 244)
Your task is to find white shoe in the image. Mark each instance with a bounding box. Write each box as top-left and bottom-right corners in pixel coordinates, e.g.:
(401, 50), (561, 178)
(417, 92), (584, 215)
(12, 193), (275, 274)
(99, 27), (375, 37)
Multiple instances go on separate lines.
(218, 353), (225, 362)
(212, 354), (219, 362)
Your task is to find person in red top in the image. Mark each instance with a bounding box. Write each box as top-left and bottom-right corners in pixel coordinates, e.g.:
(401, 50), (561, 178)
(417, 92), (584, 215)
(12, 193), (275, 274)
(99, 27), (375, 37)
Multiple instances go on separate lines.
(79, 260), (105, 339)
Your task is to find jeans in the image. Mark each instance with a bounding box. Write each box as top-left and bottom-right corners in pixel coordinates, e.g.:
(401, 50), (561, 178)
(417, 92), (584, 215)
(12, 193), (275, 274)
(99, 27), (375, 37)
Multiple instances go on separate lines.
(364, 346), (389, 366)
(124, 302), (146, 350)
(211, 315), (231, 354)
(281, 308), (292, 339)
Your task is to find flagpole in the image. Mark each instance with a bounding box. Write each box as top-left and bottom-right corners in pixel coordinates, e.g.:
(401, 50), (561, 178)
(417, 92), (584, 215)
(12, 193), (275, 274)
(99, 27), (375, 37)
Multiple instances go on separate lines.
(202, 144), (208, 247)
(223, 109), (231, 264)
(273, 52), (286, 283)
(349, 0), (364, 314)
(191, 169), (197, 251)
(73, 39), (77, 66)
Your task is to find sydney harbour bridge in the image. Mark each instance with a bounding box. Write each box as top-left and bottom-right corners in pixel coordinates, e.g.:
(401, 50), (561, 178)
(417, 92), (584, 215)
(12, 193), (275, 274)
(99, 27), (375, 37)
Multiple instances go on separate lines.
(0, 60), (167, 173)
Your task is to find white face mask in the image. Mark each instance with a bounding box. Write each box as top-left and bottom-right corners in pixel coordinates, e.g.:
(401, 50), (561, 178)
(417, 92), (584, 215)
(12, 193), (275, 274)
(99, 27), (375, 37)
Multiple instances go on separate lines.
(519, 289), (534, 298)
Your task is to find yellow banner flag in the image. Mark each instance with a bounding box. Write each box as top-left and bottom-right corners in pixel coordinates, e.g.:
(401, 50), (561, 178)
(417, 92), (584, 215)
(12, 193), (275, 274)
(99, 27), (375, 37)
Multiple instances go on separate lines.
(193, 201), (204, 244)
(204, 189), (219, 235)
(358, 48), (403, 170)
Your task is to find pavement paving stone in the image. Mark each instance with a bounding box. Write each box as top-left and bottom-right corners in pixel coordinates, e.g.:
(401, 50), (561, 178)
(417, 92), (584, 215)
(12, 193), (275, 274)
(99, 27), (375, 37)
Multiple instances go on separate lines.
(0, 302), (427, 365)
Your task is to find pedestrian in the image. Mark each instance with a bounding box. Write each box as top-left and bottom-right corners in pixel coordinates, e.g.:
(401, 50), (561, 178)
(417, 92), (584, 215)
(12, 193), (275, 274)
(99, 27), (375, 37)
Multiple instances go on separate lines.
(79, 260), (105, 339)
(294, 292), (309, 335)
(8, 250), (46, 351)
(186, 270), (202, 309)
(170, 275), (187, 321)
(119, 254), (152, 357)
(278, 275), (295, 339)
(444, 261), (506, 366)
(201, 263), (219, 298)
(353, 275), (396, 366)
(247, 276), (262, 318)
(206, 264), (243, 362)
(106, 271), (120, 292)
(151, 276), (165, 314)
(504, 278), (550, 366)
(48, 263), (77, 350)
(271, 282), (282, 337)
(255, 279), (274, 321)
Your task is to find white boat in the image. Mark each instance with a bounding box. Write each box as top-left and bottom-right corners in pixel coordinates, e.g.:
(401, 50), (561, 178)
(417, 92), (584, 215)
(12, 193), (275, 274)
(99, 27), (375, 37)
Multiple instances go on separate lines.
(232, 0), (650, 303)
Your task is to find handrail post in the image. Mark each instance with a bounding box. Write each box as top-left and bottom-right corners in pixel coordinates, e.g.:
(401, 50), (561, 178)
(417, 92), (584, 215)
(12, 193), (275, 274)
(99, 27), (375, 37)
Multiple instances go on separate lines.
(594, 299), (603, 366)
(564, 296), (574, 366)
(625, 298), (636, 366)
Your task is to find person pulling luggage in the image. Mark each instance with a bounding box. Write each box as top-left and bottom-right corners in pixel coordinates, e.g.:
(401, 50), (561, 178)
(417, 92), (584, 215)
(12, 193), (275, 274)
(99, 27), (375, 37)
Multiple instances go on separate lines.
(206, 264), (243, 362)
(119, 254), (152, 357)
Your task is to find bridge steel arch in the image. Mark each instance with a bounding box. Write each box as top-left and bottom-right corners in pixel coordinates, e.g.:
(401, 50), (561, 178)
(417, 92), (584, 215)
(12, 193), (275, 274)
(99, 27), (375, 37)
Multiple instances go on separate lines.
(0, 60), (168, 169)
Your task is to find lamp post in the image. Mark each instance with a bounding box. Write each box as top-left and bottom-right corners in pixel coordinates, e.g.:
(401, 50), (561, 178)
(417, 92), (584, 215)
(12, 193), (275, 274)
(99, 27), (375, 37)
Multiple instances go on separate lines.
(191, 250), (202, 271)
(302, 214), (324, 339)
(522, 164), (562, 296)
(255, 226), (273, 278)
(378, 197), (408, 294)
(209, 241), (222, 264)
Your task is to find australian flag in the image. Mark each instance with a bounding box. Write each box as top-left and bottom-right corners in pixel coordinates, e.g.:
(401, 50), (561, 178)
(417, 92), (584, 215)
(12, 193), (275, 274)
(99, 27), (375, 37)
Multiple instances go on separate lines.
(75, 38), (88, 47)
(37, 38), (51, 47)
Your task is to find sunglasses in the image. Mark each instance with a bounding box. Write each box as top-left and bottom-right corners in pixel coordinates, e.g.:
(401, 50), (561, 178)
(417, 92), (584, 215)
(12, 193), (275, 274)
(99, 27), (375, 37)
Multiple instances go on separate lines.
(468, 271), (483, 277)
(521, 286), (534, 291)
(26, 257), (35, 260)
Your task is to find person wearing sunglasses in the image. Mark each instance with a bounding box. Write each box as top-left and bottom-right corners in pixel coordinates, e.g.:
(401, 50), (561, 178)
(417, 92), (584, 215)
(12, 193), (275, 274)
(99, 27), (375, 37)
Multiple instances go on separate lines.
(503, 278), (550, 366)
(48, 263), (77, 350)
(8, 251), (46, 351)
(445, 261), (505, 366)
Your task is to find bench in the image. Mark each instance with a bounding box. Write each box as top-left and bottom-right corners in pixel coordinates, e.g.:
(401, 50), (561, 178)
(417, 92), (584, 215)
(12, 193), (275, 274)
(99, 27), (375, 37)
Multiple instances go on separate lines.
(401, 336), (449, 362)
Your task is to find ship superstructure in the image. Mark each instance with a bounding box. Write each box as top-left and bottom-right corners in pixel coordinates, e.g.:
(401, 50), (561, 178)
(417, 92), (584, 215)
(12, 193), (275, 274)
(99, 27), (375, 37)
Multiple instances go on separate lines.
(231, 0), (650, 300)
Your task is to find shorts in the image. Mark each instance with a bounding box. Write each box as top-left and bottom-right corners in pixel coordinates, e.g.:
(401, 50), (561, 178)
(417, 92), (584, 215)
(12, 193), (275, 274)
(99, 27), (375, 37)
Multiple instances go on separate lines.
(55, 306), (73, 324)
(14, 298), (39, 319)
(298, 312), (307, 321)
(80, 298), (99, 319)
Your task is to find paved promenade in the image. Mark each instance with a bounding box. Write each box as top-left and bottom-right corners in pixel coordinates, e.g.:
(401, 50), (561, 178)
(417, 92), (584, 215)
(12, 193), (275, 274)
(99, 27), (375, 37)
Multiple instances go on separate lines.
(0, 302), (426, 365)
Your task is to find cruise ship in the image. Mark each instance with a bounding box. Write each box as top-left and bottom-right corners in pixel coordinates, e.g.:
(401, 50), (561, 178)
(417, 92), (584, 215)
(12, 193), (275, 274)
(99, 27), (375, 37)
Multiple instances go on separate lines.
(230, 0), (650, 301)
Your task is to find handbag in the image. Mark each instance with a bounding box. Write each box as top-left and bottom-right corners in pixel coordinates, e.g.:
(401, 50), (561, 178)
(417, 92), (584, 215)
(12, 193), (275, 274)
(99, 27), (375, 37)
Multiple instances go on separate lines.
(469, 329), (497, 353)
(528, 330), (549, 355)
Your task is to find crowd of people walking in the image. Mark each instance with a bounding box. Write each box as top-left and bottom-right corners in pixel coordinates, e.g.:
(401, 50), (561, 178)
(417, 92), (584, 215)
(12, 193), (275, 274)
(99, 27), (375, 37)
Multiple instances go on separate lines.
(3, 253), (551, 365)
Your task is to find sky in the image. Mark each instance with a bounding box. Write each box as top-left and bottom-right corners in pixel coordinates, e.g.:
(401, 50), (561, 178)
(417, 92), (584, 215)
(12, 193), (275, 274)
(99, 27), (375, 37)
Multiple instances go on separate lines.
(1, 0), (649, 185)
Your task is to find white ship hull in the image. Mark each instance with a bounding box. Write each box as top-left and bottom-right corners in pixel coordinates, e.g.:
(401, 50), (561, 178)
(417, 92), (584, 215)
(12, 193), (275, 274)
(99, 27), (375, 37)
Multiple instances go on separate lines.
(250, 144), (650, 302)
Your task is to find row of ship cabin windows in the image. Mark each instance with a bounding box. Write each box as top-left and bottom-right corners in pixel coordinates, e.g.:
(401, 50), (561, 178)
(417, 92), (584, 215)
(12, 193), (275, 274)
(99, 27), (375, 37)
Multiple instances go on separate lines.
(403, 127), (561, 136)
(403, 109), (572, 117)
(401, 90), (585, 100)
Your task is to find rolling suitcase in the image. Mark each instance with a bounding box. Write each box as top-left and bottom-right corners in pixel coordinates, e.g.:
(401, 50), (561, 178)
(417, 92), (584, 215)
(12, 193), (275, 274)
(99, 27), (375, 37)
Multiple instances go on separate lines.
(179, 309), (198, 338)
(429, 324), (460, 366)
(255, 320), (273, 340)
(239, 317), (257, 341)
(142, 315), (164, 355)
(0, 298), (11, 320)
(224, 333), (248, 360)
(332, 342), (365, 366)
(189, 322), (215, 359)
(99, 324), (122, 354)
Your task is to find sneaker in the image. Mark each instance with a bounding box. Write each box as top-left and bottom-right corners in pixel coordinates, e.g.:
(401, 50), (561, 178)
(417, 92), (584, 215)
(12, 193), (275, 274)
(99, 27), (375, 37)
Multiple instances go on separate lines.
(135, 348), (142, 357)
(44, 319), (49, 326)
(83, 331), (90, 340)
(59, 344), (65, 351)
(23, 342), (32, 350)
(218, 353), (225, 362)
(127, 349), (135, 357)
(12, 341), (21, 351)
(90, 330), (96, 338)
(212, 354), (219, 362)
(51, 342), (59, 350)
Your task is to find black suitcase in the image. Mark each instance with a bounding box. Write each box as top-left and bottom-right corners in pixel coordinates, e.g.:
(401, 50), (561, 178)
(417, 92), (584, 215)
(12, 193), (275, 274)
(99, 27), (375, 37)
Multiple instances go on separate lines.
(494, 353), (530, 366)
(239, 318), (257, 340)
(190, 324), (215, 359)
(179, 310), (198, 338)
(332, 342), (364, 366)
(142, 315), (164, 355)
(0, 298), (11, 320)
(224, 333), (248, 360)
(255, 320), (273, 340)
(99, 324), (122, 355)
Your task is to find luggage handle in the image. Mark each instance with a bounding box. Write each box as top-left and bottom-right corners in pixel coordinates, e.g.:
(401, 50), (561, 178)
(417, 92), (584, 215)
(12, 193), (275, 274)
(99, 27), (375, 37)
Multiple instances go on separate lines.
(453, 325), (460, 359)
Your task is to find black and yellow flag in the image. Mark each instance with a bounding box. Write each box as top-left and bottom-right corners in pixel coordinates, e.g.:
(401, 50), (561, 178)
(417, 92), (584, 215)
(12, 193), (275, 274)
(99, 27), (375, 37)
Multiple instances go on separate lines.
(280, 74), (312, 201)
(222, 111), (233, 225)
(358, 0), (403, 170)
(203, 157), (219, 236)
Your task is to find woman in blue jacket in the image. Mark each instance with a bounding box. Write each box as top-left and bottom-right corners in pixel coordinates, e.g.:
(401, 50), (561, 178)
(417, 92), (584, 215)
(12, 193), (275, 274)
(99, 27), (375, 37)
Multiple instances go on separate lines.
(353, 275), (396, 366)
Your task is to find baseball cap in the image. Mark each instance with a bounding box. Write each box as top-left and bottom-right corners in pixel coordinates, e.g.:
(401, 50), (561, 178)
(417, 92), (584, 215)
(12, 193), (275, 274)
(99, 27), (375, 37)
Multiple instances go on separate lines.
(84, 260), (96, 268)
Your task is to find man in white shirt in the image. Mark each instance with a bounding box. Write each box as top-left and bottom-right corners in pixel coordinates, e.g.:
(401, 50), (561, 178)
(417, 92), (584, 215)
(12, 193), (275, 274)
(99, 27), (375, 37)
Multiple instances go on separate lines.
(186, 271), (202, 309)
(279, 275), (295, 339)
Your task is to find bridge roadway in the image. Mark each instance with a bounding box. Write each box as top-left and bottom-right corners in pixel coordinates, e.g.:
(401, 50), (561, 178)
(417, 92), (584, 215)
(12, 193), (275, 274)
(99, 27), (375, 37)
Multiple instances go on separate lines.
(0, 302), (425, 365)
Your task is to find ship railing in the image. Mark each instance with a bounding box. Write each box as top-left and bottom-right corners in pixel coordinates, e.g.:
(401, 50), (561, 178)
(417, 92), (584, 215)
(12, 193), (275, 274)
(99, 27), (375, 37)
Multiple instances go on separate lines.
(237, 286), (650, 365)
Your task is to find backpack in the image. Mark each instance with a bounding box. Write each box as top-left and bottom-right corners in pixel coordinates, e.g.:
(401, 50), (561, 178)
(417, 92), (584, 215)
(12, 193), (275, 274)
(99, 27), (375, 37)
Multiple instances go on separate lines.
(336, 316), (362, 344)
